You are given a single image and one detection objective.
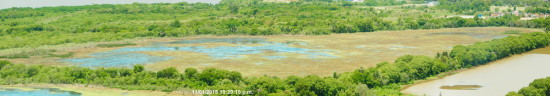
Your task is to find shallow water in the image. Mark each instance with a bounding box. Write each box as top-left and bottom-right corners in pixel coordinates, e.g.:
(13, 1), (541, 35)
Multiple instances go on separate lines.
(0, 88), (81, 96)
(0, 0), (221, 9)
(64, 38), (336, 68)
(402, 47), (550, 96)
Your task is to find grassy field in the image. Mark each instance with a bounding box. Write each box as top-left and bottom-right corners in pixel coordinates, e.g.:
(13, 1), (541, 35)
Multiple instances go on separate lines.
(0, 27), (543, 77)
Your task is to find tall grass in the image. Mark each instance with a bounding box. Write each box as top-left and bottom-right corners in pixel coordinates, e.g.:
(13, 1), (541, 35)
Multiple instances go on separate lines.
(97, 42), (137, 48)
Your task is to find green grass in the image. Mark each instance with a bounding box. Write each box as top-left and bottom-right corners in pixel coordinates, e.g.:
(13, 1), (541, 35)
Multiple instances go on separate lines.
(504, 30), (521, 34)
(0, 49), (56, 59)
(97, 43), (137, 48)
(47, 52), (74, 58)
(0, 54), (30, 59)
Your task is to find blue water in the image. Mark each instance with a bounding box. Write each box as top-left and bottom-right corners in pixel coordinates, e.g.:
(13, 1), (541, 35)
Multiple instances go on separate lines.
(263, 56), (288, 59)
(64, 38), (337, 68)
(0, 88), (81, 96)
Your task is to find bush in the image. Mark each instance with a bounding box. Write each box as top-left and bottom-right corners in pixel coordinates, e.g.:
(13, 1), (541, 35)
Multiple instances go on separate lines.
(157, 67), (179, 79)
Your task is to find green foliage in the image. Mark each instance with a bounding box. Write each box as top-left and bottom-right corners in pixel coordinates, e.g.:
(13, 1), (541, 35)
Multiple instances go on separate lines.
(157, 67), (179, 79)
(450, 32), (550, 67)
(133, 65), (144, 73)
(0, 1), (544, 50)
(352, 32), (550, 88)
(531, 17), (550, 33)
(437, 0), (549, 13)
(0, 54), (30, 59)
(504, 30), (521, 34)
(0, 60), (12, 70)
(184, 68), (198, 78)
(96, 43), (137, 48)
(197, 68), (241, 85)
(46, 52), (74, 58)
(509, 76), (550, 96)
(351, 55), (450, 87)
(506, 91), (524, 96)
(169, 20), (181, 28)
(437, 0), (490, 13)
(0, 49), (57, 59)
(362, 0), (406, 6)
(1, 0), (550, 95)
(526, 7), (550, 14)
(0, 32), (548, 95)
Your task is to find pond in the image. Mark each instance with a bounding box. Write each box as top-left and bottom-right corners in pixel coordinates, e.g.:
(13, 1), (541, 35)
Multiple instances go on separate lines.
(64, 38), (337, 68)
(0, 87), (81, 96)
(402, 47), (550, 96)
(0, 0), (221, 9)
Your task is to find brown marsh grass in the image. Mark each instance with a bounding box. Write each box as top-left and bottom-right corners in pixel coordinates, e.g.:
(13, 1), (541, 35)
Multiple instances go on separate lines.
(1, 27), (543, 77)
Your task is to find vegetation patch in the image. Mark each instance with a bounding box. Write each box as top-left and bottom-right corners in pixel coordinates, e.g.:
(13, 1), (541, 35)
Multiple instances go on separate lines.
(0, 49), (56, 59)
(0, 33), (547, 95)
(96, 43), (137, 48)
(0, 0), (548, 50)
(46, 52), (74, 58)
(504, 30), (521, 34)
(507, 76), (550, 96)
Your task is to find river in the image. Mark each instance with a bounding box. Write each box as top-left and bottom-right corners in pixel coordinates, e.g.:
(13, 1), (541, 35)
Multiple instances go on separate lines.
(0, 0), (221, 9)
(402, 47), (550, 96)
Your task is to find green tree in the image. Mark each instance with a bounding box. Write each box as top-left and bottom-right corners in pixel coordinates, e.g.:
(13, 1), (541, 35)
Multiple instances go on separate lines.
(229, 5), (239, 14)
(170, 20), (181, 28)
(184, 68), (198, 78)
(133, 65), (144, 73)
(157, 67), (179, 78)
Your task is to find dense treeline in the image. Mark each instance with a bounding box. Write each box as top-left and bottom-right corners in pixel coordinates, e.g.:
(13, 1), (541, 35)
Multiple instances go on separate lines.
(0, 60), (365, 95)
(437, 0), (549, 13)
(360, 0), (406, 6)
(450, 33), (550, 67)
(437, 0), (491, 12)
(1, 32), (548, 95)
(507, 77), (550, 96)
(301, 0), (406, 6)
(351, 32), (550, 88)
(526, 7), (550, 13)
(1, 0), (548, 50)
